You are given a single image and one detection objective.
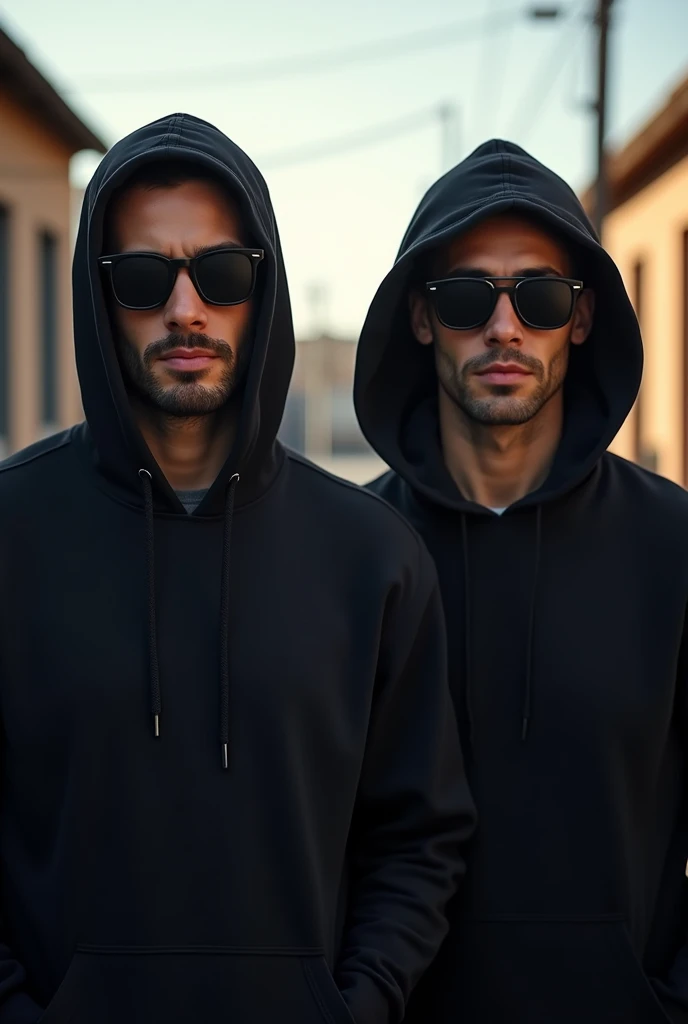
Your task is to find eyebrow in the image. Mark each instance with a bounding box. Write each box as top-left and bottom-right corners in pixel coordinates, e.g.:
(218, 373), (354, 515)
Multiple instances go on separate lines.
(442, 264), (565, 279)
(191, 240), (245, 257)
(119, 240), (245, 257)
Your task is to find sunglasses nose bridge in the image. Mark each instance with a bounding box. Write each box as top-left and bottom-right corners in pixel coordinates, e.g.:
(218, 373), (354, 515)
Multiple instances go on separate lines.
(485, 288), (524, 339)
(170, 262), (205, 302)
(163, 264), (208, 329)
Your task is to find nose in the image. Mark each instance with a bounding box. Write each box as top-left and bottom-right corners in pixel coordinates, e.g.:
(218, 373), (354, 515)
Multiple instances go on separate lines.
(484, 292), (523, 348)
(163, 269), (208, 334)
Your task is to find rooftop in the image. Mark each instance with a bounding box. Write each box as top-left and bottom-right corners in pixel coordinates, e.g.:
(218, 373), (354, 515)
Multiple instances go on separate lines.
(0, 22), (107, 155)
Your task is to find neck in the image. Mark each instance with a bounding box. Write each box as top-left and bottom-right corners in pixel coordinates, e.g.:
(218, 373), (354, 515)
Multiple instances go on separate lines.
(132, 400), (236, 491)
(439, 388), (563, 510)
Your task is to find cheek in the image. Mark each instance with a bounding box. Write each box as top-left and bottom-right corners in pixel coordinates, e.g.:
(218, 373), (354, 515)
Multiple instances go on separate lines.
(523, 328), (570, 361)
(435, 324), (484, 365)
(547, 327), (572, 362)
(115, 309), (164, 355)
(211, 302), (253, 346)
(530, 333), (571, 384)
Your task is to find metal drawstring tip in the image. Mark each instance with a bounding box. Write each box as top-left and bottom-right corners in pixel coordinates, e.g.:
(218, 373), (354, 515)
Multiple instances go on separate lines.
(521, 717), (530, 741)
(222, 743), (228, 770)
(154, 714), (160, 738)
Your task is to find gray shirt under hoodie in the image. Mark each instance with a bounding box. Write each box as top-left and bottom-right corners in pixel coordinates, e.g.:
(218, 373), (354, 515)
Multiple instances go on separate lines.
(176, 489), (208, 515)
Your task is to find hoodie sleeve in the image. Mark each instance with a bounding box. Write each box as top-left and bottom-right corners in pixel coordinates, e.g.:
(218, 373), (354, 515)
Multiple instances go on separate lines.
(336, 535), (475, 1024)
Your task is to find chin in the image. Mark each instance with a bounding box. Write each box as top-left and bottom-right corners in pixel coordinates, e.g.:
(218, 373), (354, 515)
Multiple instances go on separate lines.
(460, 394), (540, 427)
(489, 403), (542, 425)
(146, 381), (233, 417)
(159, 367), (215, 384)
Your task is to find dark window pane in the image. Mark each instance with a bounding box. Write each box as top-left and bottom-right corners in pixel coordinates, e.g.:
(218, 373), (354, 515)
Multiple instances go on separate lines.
(40, 231), (58, 426)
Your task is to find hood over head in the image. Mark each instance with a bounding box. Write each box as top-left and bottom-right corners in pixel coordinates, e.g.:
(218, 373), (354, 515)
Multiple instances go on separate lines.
(354, 139), (643, 512)
(73, 111), (294, 514)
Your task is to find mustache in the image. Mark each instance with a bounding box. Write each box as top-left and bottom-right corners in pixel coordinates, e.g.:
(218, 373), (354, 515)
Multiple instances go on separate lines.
(143, 332), (233, 367)
(463, 350), (544, 378)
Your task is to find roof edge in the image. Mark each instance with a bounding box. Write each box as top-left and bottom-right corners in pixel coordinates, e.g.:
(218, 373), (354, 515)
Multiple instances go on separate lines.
(580, 70), (688, 215)
(0, 23), (107, 155)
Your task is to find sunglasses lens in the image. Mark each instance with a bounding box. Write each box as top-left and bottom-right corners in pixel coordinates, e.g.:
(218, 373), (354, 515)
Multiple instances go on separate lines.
(111, 256), (170, 309)
(434, 280), (495, 329)
(196, 251), (255, 304)
(516, 279), (574, 329)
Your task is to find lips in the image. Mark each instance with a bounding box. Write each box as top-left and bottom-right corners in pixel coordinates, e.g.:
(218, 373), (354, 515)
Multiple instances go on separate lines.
(159, 348), (218, 372)
(476, 363), (532, 385)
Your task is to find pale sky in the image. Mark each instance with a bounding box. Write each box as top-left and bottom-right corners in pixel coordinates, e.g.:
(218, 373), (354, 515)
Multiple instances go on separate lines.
(1, 0), (687, 339)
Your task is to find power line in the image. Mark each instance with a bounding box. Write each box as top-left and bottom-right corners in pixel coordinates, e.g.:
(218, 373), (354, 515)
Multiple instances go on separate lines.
(261, 107), (441, 171)
(0, 107), (444, 180)
(67, 11), (524, 93)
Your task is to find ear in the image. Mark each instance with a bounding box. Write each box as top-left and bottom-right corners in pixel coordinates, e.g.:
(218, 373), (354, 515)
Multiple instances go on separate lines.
(570, 288), (595, 347)
(409, 289), (434, 347)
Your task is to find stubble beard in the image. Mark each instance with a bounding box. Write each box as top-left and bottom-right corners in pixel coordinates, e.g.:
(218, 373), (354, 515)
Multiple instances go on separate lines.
(118, 331), (249, 418)
(435, 328), (571, 427)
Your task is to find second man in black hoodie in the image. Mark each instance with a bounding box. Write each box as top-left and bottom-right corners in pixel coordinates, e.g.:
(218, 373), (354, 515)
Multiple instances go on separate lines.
(356, 140), (688, 1023)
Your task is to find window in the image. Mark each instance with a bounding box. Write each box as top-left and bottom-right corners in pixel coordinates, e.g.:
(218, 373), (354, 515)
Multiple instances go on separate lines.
(0, 207), (8, 456)
(39, 231), (58, 429)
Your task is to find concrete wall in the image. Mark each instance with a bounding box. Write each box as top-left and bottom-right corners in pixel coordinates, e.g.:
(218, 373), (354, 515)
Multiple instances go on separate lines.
(0, 89), (82, 454)
(603, 153), (688, 484)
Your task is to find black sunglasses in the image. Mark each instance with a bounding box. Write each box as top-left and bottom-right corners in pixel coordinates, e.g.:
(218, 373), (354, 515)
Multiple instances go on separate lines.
(98, 247), (265, 310)
(426, 276), (584, 331)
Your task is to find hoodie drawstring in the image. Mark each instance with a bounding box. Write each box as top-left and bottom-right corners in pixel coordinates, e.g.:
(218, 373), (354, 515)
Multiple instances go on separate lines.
(138, 468), (240, 769)
(138, 469), (161, 738)
(521, 504), (542, 741)
(460, 513), (475, 747)
(219, 473), (240, 769)
(460, 504), (543, 746)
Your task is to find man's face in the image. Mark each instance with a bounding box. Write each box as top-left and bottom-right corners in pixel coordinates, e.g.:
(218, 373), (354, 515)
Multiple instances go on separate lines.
(107, 179), (253, 417)
(410, 214), (594, 426)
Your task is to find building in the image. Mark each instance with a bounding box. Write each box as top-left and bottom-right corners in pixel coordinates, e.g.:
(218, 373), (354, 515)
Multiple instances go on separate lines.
(279, 334), (385, 484)
(581, 70), (688, 484)
(0, 23), (106, 456)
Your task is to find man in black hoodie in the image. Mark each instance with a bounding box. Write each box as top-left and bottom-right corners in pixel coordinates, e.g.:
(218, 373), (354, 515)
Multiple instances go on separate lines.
(355, 139), (688, 1023)
(0, 114), (475, 1024)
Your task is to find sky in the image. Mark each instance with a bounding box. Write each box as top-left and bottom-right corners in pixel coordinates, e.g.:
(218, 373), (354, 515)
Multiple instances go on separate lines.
(1, 0), (687, 339)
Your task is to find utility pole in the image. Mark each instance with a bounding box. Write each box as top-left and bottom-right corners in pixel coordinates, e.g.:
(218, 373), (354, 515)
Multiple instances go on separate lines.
(593, 0), (614, 239)
(437, 103), (460, 175)
(528, 2), (615, 238)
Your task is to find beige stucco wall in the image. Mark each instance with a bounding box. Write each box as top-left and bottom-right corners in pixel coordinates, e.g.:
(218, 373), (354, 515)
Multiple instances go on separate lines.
(602, 153), (688, 484)
(0, 89), (82, 454)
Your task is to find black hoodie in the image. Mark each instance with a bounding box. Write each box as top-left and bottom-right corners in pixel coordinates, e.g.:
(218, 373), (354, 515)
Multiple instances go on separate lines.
(0, 113), (475, 1024)
(355, 139), (688, 1024)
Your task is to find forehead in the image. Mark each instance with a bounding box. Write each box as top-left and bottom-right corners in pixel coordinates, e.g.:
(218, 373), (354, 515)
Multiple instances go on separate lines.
(110, 180), (244, 251)
(439, 214), (570, 274)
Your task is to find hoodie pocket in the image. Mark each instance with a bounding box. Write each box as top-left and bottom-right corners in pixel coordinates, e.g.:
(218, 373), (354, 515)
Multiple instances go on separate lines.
(423, 916), (671, 1024)
(38, 946), (355, 1024)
